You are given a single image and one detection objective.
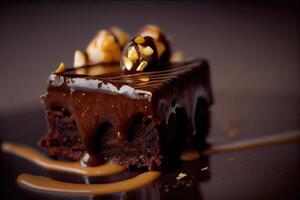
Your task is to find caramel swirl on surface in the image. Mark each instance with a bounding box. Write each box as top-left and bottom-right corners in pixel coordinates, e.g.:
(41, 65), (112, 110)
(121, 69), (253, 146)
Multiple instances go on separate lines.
(1, 142), (125, 177)
(18, 171), (161, 196)
(180, 130), (300, 161)
(2, 130), (299, 197)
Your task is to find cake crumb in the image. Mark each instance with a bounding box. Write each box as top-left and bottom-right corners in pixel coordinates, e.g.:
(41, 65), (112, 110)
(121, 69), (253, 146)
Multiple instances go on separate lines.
(201, 166), (209, 171)
(176, 172), (187, 180)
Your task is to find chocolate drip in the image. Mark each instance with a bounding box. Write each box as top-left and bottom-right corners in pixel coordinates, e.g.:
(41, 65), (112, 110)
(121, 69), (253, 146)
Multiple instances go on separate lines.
(43, 60), (213, 166)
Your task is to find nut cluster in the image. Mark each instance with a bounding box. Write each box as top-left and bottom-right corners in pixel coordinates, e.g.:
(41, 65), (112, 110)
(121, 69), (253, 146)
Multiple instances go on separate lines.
(121, 25), (171, 73)
(73, 27), (129, 67)
(56, 25), (172, 75)
(121, 36), (158, 73)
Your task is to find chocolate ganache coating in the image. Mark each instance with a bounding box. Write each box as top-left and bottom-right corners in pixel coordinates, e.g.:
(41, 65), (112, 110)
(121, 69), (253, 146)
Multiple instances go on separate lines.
(41, 60), (213, 168)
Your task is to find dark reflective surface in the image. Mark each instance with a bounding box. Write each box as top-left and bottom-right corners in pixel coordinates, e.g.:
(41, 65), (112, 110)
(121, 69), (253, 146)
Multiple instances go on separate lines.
(1, 91), (300, 200)
(1, 1), (299, 199)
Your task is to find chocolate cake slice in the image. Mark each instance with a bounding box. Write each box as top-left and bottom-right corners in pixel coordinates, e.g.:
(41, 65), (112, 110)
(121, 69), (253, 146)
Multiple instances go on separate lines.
(38, 25), (213, 170)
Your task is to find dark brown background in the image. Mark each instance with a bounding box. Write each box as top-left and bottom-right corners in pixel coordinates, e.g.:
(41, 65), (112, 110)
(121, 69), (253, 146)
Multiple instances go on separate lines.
(0, 1), (299, 113)
(0, 1), (300, 200)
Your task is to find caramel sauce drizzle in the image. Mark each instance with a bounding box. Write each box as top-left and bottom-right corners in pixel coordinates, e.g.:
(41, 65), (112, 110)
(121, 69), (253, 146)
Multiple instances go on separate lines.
(18, 171), (161, 196)
(181, 130), (300, 161)
(1, 142), (125, 177)
(2, 129), (299, 196)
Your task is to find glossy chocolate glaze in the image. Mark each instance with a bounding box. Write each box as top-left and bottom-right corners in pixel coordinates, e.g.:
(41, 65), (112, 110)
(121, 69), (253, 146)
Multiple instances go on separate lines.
(42, 60), (213, 166)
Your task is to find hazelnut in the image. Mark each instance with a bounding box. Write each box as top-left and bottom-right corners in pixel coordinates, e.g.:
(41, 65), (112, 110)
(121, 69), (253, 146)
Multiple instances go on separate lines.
(134, 36), (145, 44)
(123, 57), (133, 71)
(136, 60), (148, 71)
(110, 26), (130, 48)
(120, 36), (158, 74)
(55, 63), (65, 74)
(176, 172), (187, 180)
(86, 28), (129, 64)
(74, 50), (87, 68)
(127, 46), (139, 61)
(139, 24), (171, 65)
(99, 33), (115, 51)
(141, 46), (154, 56)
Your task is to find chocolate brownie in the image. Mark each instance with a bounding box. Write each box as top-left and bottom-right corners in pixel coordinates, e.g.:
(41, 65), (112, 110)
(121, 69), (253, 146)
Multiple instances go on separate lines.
(38, 25), (213, 170)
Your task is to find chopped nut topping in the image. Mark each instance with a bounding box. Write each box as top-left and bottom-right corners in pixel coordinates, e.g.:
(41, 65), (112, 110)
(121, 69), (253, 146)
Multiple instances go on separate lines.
(127, 46), (139, 61)
(137, 44), (144, 51)
(134, 36), (145, 44)
(123, 57), (133, 70)
(55, 63), (65, 74)
(139, 24), (171, 65)
(137, 44), (154, 57)
(141, 46), (154, 56)
(120, 25), (171, 73)
(201, 166), (209, 171)
(176, 172), (187, 180)
(74, 50), (87, 68)
(136, 60), (148, 71)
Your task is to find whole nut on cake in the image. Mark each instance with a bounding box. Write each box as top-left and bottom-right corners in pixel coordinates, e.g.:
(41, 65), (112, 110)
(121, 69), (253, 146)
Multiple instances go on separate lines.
(85, 27), (129, 65)
(121, 25), (172, 74)
(55, 63), (65, 74)
(120, 36), (158, 73)
(110, 26), (130, 48)
(86, 30), (121, 64)
(139, 24), (171, 65)
(73, 50), (88, 68)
